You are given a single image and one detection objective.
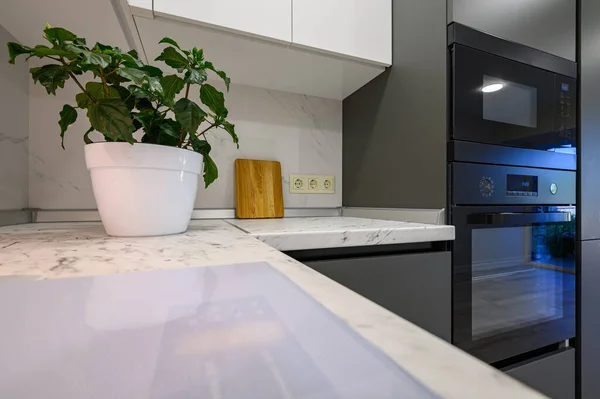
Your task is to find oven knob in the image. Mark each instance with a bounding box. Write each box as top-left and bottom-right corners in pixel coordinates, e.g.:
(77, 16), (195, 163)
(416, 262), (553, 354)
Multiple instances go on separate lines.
(550, 183), (558, 195)
(479, 177), (494, 197)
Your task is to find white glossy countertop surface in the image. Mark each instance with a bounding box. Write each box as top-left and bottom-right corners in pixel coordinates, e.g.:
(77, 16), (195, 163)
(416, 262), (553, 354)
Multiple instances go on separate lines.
(227, 217), (455, 251)
(0, 220), (542, 399)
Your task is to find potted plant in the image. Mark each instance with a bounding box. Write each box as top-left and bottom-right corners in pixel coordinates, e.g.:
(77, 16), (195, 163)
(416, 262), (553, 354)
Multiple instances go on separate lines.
(7, 25), (238, 237)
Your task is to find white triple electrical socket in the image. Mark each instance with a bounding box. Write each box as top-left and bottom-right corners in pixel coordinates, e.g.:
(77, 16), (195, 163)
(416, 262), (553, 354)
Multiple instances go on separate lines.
(289, 174), (335, 194)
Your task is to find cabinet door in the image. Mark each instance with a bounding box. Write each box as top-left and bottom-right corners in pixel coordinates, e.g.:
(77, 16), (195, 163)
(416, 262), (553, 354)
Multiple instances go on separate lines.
(292, 0), (392, 65)
(305, 252), (451, 341)
(581, 240), (600, 398)
(153, 0), (292, 42)
(505, 348), (575, 399)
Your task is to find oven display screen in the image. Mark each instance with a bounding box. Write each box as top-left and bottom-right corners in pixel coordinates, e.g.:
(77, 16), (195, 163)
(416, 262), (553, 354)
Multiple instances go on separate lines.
(507, 174), (538, 195)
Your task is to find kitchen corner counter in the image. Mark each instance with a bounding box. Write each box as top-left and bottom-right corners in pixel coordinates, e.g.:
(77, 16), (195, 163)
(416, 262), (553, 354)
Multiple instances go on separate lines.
(0, 221), (541, 399)
(227, 216), (455, 251)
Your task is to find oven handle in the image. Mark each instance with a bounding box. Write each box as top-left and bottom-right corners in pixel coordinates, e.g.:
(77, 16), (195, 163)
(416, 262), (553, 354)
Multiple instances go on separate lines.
(468, 212), (572, 225)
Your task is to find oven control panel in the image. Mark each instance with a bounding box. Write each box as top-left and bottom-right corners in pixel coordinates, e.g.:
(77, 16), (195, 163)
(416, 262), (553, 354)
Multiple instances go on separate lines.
(453, 163), (575, 205)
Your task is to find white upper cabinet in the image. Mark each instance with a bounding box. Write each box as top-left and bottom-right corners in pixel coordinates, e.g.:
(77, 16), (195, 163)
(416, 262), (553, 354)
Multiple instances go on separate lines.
(117, 0), (392, 99)
(152, 0), (292, 42)
(292, 0), (392, 65)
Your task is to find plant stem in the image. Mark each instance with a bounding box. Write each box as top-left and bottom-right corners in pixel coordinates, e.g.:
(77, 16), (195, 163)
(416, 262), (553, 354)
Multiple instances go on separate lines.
(58, 56), (95, 104)
(99, 68), (109, 97)
(185, 83), (190, 99)
(198, 122), (217, 136)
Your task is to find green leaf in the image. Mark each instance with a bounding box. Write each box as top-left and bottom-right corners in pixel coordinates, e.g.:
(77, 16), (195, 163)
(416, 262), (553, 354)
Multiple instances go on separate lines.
(140, 65), (164, 77)
(204, 61), (231, 91)
(221, 120), (239, 148)
(87, 99), (134, 143)
(58, 104), (78, 149)
(192, 47), (204, 63)
(132, 110), (156, 133)
(74, 37), (87, 46)
(184, 68), (207, 85)
(159, 37), (181, 49)
(6, 42), (32, 64)
(76, 82), (120, 108)
(202, 153), (218, 188)
(158, 119), (182, 138)
(127, 49), (139, 59)
(30, 45), (77, 59)
(174, 98), (206, 133)
(117, 86), (135, 110)
(189, 134), (211, 155)
(44, 27), (77, 45)
(200, 84), (227, 117)
(94, 42), (113, 52)
(135, 98), (154, 111)
(155, 47), (188, 71)
(83, 126), (94, 144)
(116, 67), (148, 84)
(160, 75), (185, 105)
(65, 45), (111, 68)
(146, 77), (163, 93)
(30, 65), (70, 95)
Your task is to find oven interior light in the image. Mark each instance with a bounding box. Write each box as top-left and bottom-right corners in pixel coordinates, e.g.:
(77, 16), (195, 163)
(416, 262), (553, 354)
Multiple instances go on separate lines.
(481, 83), (504, 93)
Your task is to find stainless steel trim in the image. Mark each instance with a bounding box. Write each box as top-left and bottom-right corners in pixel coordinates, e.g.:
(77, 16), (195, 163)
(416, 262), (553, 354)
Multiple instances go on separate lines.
(468, 212), (572, 225)
(32, 208), (342, 223)
(342, 207), (447, 225)
(0, 210), (31, 227)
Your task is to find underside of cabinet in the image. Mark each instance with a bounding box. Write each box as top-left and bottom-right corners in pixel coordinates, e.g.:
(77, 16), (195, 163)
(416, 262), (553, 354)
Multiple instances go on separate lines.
(126, 12), (386, 100)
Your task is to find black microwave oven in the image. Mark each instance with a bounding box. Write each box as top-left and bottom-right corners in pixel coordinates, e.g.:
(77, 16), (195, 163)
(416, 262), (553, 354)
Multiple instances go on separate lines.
(449, 23), (577, 153)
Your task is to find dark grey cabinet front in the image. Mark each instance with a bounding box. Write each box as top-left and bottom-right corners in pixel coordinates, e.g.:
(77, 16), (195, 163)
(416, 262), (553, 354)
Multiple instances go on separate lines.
(304, 252), (451, 341)
(581, 240), (600, 399)
(505, 348), (575, 399)
(581, 0), (600, 240)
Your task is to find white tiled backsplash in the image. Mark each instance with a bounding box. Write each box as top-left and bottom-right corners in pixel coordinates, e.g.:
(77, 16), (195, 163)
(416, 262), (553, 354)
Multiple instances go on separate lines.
(28, 79), (342, 210)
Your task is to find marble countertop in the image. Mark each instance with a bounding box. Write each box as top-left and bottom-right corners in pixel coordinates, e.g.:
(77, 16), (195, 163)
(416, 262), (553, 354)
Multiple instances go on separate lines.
(227, 217), (455, 251)
(0, 220), (542, 398)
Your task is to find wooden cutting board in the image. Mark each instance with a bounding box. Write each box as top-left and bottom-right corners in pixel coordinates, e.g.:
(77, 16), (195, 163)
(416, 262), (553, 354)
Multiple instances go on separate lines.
(235, 159), (284, 219)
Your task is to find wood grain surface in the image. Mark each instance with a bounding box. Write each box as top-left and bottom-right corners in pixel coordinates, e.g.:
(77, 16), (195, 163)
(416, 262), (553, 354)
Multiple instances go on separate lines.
(235, 159), (284, 219)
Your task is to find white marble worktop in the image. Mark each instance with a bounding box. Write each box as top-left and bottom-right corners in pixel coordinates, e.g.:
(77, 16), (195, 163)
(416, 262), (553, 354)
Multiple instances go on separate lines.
(227, 217), (455, 251)
(0, 220), (542, 398)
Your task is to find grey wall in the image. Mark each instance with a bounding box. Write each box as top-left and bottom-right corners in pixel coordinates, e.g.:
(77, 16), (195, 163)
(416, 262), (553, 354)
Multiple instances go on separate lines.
(448, 0), (576, 61)
(342, 0), (447, 209)
(0, 24), (29, 211)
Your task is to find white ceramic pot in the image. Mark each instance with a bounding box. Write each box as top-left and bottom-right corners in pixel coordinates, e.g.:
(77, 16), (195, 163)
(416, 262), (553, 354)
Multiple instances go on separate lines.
(84, 142), (202, 237)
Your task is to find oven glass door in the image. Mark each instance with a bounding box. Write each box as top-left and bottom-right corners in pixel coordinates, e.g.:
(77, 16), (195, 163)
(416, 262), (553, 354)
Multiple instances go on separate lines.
(452, 44), (576, 151)
(452, 205), (576, 364)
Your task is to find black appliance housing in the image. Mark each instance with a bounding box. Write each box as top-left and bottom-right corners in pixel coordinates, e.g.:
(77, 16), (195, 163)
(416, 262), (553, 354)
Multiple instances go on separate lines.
(448, 23), (577, 167)
(450, 162), (576, 364)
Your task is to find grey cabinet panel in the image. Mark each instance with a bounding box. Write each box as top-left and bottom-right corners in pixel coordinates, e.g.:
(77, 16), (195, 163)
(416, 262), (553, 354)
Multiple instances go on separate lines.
(448, 0), (575, 61)
(581, 0), (600, 240)
(505, 348), (574, 399)
(342, 0), (447, 209)
(580, 240), (600, 398)
(305, 252), (451, 341)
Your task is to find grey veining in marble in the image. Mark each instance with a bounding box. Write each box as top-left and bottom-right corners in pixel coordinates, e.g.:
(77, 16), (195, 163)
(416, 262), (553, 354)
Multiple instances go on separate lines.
(227, 217), (455, 251)
(0, 25), (29, 210)
(0, 221), (543, 398)
(29, 80), (342, 210)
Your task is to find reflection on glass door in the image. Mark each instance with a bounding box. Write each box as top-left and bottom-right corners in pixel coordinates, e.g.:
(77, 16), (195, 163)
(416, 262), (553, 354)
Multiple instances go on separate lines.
(470, 207), (575, 342)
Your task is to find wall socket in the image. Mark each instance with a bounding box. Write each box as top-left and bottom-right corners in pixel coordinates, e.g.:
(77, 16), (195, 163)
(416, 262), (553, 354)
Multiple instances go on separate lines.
(289, 174), (335, 194)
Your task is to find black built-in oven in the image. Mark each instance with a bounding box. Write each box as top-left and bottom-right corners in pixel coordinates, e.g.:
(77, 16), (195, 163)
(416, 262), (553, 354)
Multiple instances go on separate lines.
(448, 23), (577, 155)
(450, 162), (576, 364)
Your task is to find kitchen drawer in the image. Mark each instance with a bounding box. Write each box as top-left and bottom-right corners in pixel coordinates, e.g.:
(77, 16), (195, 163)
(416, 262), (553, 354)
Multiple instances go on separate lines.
(304, 251), (451, 341)
(504, 348), (575, 399)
